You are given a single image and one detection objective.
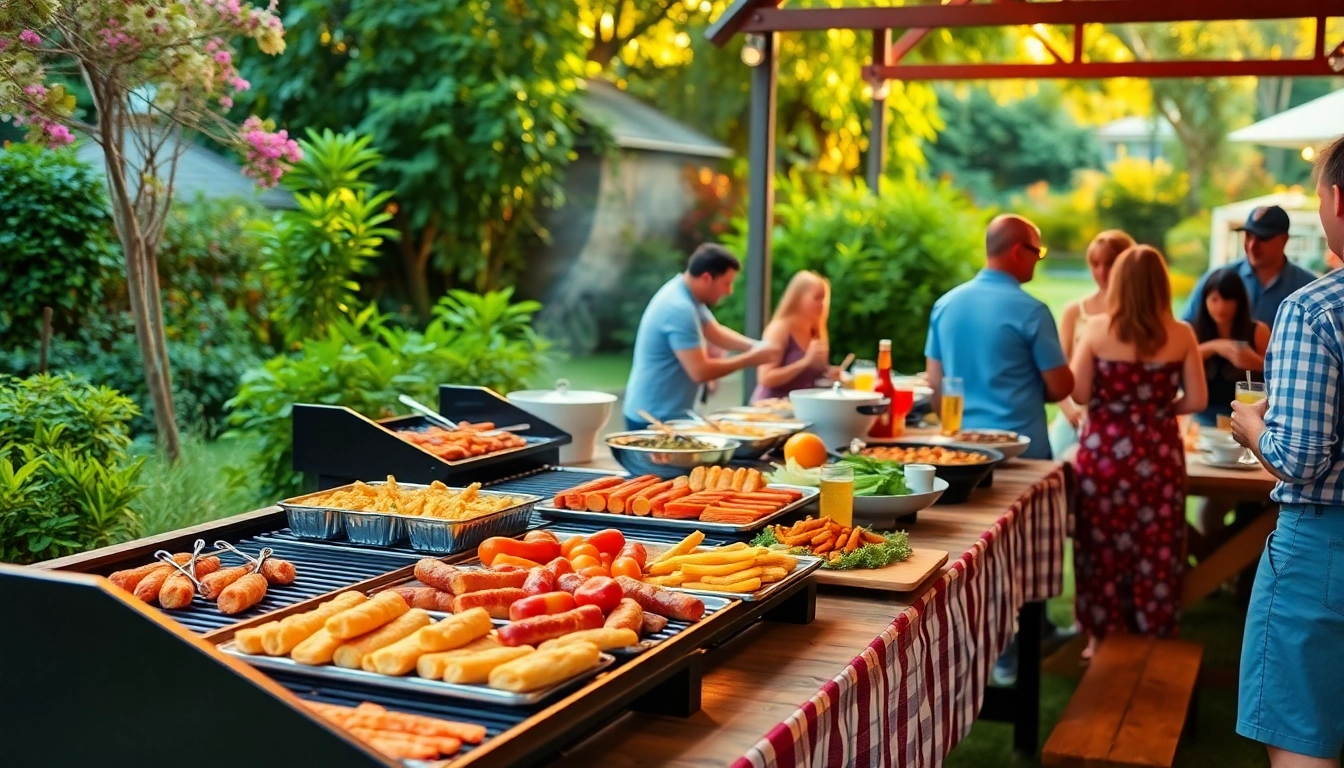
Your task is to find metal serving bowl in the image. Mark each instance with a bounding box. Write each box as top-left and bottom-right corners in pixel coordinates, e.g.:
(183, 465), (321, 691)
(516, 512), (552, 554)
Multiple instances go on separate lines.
(662, 420), (796, 461)
(604, 430), (741, 479)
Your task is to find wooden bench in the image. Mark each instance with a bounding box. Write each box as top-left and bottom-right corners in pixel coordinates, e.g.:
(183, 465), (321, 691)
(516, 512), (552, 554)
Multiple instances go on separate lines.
(1042, 635), (1203, 768)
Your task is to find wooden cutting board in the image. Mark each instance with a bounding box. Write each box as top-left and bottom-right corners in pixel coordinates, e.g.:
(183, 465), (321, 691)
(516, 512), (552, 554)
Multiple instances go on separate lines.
(812, 548), (950, 592)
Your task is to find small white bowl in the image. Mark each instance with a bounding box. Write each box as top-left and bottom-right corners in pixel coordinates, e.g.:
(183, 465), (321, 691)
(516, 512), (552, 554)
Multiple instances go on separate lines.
(851, 478), (949, 530)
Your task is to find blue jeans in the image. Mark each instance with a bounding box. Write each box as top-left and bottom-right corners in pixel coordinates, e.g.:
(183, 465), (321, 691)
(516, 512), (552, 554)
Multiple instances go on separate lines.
(1238, 504), (1344, 758)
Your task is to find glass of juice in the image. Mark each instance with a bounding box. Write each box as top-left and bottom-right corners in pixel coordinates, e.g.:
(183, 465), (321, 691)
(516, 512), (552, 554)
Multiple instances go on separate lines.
(888, 386), (914, 437)
(820, 463), (854, 528)
(1235, 380), (1266, 405)
(941, 377), (965, 436)
(851, 360), (877, 392)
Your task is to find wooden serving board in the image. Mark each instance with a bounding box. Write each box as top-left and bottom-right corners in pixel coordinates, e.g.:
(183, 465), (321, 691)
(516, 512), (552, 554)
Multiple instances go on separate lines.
(812, 548), (949, 593)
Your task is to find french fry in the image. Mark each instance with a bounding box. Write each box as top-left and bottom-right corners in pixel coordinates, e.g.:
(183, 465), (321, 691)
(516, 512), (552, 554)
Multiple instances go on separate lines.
(809, 528), (834, 546)
(680, 560), (759, 578)
(758, 567), (791, 583)
(699, 566), (764, 585)
(813, 535), (837, 555)
(681, 578), (761, 593)
(642, 573), (686, 587)
(649, 532), (705, 564)
(662, 549), (758, 567)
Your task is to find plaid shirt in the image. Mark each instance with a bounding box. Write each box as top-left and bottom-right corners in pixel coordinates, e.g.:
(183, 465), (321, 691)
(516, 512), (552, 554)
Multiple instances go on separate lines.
(1259, 270), (1344, 505)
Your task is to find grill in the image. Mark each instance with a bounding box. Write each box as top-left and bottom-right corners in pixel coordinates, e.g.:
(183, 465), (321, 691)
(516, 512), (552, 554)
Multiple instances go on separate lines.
(166, 532), (419, 634)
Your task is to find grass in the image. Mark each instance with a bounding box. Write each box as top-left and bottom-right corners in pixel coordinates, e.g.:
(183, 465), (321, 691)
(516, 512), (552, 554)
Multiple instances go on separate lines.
(535, 352), (632, 392)
(132, 435), (269, 536)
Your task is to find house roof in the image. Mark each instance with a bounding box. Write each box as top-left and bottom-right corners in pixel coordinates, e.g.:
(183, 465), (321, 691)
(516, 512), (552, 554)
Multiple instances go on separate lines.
(1094, 116), (1175, 142)
(1228, 88), (1344, 149)
(579, 79), (733, 159)
(76, 138), (294, 209)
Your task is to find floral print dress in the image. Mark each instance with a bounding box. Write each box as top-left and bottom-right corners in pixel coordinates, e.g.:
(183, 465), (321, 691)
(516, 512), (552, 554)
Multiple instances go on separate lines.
(1075, 359), (1186, 639)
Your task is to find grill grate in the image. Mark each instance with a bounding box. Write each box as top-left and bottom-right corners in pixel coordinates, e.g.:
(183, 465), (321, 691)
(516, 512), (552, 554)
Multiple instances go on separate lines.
(166, 532), (416, 634)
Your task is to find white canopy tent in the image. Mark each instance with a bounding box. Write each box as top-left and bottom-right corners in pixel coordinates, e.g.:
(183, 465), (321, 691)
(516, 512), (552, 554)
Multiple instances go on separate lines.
(1228, 88), (1344, 150)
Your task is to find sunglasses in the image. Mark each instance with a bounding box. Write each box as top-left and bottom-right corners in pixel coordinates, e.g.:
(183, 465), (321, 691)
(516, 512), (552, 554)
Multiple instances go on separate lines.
(1022, 243), (1048, 260)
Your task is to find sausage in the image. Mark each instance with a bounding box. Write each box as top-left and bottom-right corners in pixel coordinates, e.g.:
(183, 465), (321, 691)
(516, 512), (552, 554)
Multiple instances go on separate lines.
(386, 586), (455, 612)
(132, 565), (175, 604)
(521, 568), (556, 597)
(261, 558), (297, 586)
(641, 612), (669, 635)
(496, 605), (604, 647)
(109, 554), (190, 592)
(201, 566), (253, 600)
(218, 573), (268, 615)
(603, 598), (644, 634)
(556, 573), (590, 595)
(159, 554), (224, 608)
(450, 588), (526, 620)
(414, 559), (459, 593)
(447, 569), (528, 594)
(542, 557), (574, 580)
(613, 575), (705, 622)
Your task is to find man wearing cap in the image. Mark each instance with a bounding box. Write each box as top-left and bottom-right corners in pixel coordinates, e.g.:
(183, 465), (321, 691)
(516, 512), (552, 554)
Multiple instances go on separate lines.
(1182, 205), (1318, 334)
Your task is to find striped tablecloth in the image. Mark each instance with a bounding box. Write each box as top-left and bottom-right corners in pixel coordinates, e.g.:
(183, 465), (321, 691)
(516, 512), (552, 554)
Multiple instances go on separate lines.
(734, 467), (1070, 768)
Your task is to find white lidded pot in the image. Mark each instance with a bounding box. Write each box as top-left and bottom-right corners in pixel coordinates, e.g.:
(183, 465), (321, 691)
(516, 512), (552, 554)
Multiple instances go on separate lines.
(507, 379), (616, 464)
(789, 383), (890, 450)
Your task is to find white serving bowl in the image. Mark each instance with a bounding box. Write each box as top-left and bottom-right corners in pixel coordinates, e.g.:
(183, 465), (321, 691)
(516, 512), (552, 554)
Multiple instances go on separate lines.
(507, 380), (616, 464)
(852, 478), (950, 530)
(790, 385), (889, 451)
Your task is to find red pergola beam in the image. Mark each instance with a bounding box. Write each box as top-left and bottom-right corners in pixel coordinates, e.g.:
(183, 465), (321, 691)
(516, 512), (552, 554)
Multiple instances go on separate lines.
(863, 58), (1338, 81)
(740, 0), (1339, 35)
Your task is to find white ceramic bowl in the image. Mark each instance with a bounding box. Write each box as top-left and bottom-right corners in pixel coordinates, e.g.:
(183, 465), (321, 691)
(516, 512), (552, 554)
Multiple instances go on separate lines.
(789, 385), (889, 451)
(507, 381), (616, 464)
(852, 478), (950, 530)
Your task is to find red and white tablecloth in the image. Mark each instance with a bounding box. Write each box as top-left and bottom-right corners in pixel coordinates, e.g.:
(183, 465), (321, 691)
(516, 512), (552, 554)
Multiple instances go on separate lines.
(734, 467), (1070, 768)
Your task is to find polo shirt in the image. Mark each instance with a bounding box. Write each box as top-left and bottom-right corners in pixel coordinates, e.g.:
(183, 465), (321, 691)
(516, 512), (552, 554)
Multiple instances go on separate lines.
(924, 269), (1068, 459)
(1182, 259), (1319, 328)
(623, 277), (715, 423)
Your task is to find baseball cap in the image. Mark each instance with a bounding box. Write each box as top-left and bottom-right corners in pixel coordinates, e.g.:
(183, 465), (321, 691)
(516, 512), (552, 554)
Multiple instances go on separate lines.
(1235, 205), (1291, 239)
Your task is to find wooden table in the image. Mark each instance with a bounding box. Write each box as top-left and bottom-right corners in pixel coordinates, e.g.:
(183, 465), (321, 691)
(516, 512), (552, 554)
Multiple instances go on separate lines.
(1182, 452), (1277, 604)
(552, 455), (1069, 767)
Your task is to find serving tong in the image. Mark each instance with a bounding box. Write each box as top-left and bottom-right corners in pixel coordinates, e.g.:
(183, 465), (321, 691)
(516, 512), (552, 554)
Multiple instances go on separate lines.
(154, 539), (274, 597)
(397, 394), (530, 436)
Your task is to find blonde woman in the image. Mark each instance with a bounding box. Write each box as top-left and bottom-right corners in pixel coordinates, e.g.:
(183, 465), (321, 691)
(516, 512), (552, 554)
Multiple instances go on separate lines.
(1071, 245), (1207, 660)
(1049, 230), (1136, 455)
(751, 271), (840, 402)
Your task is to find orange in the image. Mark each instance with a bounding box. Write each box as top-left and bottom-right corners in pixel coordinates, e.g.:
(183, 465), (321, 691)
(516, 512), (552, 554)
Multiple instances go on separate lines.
(783, 432), (828, 469)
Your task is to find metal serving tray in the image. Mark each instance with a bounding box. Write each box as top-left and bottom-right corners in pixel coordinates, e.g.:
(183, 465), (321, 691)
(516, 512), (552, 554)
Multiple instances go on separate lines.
(278, 482), (540, 555)
(463, 596), (735, 657)
(534, 484), (820, 535)
(217, 641), (615, 707)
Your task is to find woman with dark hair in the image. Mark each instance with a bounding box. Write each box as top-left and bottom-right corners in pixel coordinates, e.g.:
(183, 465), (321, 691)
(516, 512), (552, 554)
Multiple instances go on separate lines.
(1070, 245), (1207, 661)
(1190, 267), (1270, 428)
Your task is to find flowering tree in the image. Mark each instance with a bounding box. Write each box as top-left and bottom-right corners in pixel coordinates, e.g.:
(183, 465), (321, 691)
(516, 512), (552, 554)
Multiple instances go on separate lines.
(0, 0), (299, 461)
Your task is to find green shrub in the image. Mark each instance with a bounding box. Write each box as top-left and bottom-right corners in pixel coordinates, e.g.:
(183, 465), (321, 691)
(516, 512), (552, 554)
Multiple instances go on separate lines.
(1165, 213), (1213, 278)
(1008, 172), (1105, 261)
(1097, 158), (1188, 251)
(0, 144), (121, 341)
(134, 435), (268, 536)
(227, 289), (552, 499)
(0, 374), (145, 564)
(594, 238), (689, 352)
(719, 173), (985, 372)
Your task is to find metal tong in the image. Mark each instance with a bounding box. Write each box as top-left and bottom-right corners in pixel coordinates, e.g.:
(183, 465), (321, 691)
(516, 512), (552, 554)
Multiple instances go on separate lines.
(397, 394), (530, 435)
(153, 540), (273, 596)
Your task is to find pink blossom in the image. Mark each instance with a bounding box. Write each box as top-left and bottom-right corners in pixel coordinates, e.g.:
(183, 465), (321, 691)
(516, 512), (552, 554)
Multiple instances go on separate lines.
(0, 39), (9, 52)
(19, 30), (41, 46)
(45, 124), (74, 146)
(219, 96), (234, 109)
(23, 84), (48, 99)
(231, 76), (251, 92)
(239, 116), (302, 189)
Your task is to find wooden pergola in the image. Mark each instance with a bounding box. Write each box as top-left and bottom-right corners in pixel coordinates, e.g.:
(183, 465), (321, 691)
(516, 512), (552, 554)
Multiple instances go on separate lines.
(707, 0), (1344, 365)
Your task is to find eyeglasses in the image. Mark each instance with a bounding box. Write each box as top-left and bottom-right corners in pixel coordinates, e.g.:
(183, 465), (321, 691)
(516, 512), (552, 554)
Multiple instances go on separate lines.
(1022, 243), (1048, 260)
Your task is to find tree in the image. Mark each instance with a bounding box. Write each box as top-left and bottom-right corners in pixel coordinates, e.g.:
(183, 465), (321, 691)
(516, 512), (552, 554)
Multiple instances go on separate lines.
(0, 0), (297, 462)
(237, 0), (592, 319)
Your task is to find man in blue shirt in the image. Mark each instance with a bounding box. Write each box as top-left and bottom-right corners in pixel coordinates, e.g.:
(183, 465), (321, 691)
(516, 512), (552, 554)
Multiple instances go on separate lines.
(1232, 137), (1344, 768)
(623, 244), (778, 428)
(924, 214), (1075, 461)
(1182, 205), (1317, 330)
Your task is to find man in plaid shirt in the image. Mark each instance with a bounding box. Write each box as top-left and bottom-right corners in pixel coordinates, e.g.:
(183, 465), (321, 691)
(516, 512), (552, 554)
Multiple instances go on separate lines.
(1232, 135), (1344, 767)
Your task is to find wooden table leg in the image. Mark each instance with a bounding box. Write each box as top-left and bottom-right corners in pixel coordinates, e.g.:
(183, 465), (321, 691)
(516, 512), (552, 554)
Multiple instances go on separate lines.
(1181, 508), (1278, 605)
(980, 601), (1043, 757)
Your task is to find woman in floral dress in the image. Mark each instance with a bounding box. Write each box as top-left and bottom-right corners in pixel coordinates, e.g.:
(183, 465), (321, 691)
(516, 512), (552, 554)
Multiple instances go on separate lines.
(1070, 245), (1208, 661)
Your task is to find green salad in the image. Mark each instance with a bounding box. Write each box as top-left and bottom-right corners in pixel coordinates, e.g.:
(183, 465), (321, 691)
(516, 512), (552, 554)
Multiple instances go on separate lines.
(752, 526), (913, 570)
(767, 454), (910, 497)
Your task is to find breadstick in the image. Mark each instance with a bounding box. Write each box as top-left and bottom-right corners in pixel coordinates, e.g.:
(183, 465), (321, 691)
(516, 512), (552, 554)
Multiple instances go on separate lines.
(439, 646), (535, 684)
(264, 591), (367, 656)
(218, 573), (268, 615)
(538, 628), (638, 652)
(367, 608), (492, 676)
(233, 621), (278, 655)
(334, 609), (433, 669)
(487, 642), (601, 693)
(326, 590), (409, 639)
(414, 636), (508, 679)
(291, 627), (345, 665)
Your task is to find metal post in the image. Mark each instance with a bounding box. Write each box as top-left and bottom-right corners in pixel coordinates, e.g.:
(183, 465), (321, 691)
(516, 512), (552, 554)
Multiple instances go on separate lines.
(866, 30), (891, 193)
(743, 32), (778, 402)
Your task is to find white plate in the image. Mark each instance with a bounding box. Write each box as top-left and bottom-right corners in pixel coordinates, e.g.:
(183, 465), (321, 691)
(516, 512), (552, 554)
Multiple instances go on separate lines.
(1196, 455), (1261, 471)
(852, 477), (949, 517)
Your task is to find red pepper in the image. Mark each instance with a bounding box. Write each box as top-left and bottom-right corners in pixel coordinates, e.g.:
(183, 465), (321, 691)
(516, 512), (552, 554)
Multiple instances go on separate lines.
(507, 591), (576, 622)
(478, 536), (560, 567)
(573, 576), (624, 615)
